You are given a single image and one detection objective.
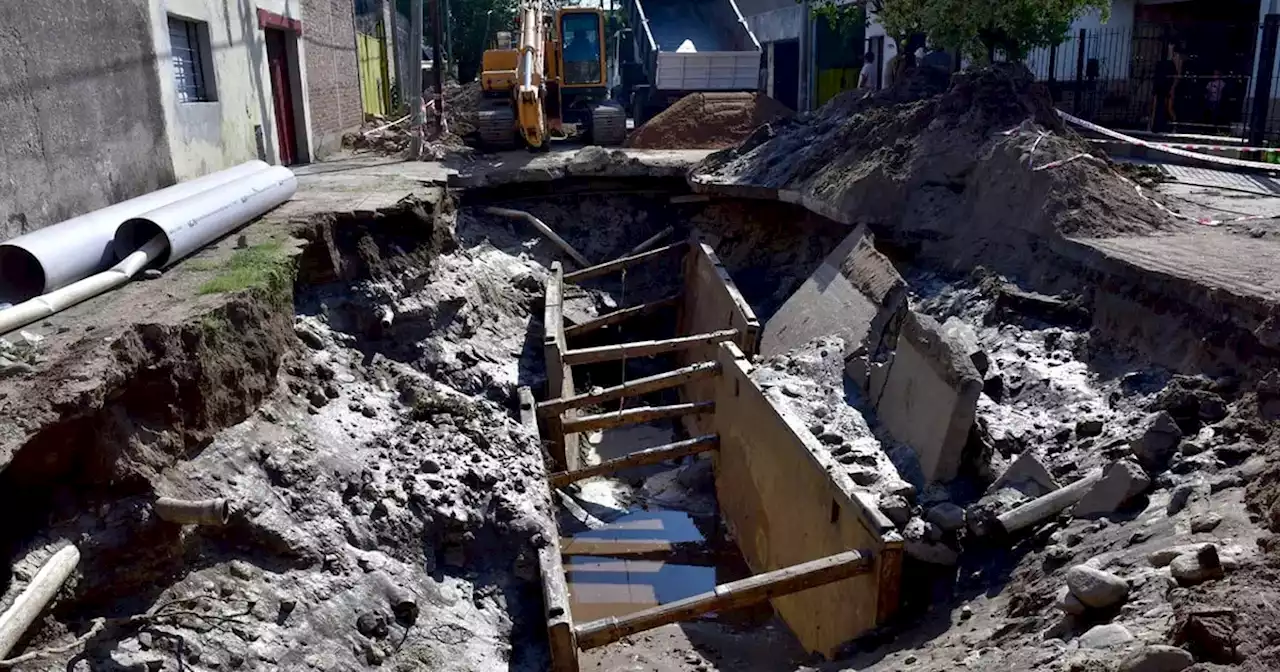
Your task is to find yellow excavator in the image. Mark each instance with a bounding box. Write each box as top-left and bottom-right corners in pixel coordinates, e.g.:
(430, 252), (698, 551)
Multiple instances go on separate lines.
(477, 0), (626, 149)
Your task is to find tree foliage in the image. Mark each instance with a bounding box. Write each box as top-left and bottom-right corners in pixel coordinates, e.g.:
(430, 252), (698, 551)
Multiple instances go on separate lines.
(813, 0), (1107, 62)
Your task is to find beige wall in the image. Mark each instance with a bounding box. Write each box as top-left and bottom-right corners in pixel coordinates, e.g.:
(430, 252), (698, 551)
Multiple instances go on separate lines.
(150, 0), (316, 178)
(715, 342), (902, 658)
(676, 234), (761, 436)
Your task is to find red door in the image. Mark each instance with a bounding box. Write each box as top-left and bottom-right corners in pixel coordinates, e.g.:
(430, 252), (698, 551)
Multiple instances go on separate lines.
(265, 29), (298, 165)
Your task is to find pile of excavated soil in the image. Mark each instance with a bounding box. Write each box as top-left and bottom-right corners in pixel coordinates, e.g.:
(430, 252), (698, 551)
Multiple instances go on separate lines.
(626, 92), (794, 150)
(692, 65), (1176, 278)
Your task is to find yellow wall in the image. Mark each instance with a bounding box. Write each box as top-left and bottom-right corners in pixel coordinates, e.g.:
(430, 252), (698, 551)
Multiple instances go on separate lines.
(817, 67), (860, 107)
(357, 32), (390, 117)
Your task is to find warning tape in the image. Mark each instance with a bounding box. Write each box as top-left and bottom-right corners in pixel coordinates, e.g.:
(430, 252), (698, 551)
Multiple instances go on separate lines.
(1056, 109), (1280, 173)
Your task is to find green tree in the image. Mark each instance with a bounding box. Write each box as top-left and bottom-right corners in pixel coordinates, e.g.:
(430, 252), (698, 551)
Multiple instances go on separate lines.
(448, 0), (518, 83)
(812, 0), (1107, 63)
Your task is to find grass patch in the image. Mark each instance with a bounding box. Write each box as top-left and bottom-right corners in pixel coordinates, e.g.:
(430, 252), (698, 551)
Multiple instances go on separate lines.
(197, 242), (291, 295)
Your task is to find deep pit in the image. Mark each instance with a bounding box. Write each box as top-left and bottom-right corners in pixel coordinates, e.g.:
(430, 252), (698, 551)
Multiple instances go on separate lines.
(1, 133), (1278, 671)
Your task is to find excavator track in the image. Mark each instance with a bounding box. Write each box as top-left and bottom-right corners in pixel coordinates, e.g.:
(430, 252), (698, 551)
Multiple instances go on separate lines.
(477, 102), (518, 150)
(590, 103), (627, 146)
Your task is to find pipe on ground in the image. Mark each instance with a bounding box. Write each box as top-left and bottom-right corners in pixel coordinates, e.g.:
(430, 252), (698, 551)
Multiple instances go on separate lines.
(113, 166), (297, 267)
(483, 207), (592, 268)
(0, 235), (168, 336)
(0, 161), (271, 304)
(0, 544), (80, 659)
(153, 497), (231, 526)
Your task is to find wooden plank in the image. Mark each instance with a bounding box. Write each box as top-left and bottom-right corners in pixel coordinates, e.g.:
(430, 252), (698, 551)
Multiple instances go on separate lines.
(543, 263), (570, 470)
(560, 539), (718, 564)
(549, 435), (719, 487)
(538, 361), (719, 416)
(539, 544), (580, 672)
(562, 402), (715, 435)
(574, 549), (874, 650)
(564, 295), (681, 339)
(562, 242), (687, 284)
(563, 329), (739, 365)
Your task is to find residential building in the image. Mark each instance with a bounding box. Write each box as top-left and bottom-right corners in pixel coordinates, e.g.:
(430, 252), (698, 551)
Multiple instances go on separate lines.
(0, 0), (363, 241)
(738, 0), (865, 111)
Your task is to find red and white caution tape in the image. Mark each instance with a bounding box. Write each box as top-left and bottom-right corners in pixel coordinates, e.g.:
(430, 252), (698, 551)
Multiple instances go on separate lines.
(1087, 137), (1280, 153)
(1057, 109), (1280, 172)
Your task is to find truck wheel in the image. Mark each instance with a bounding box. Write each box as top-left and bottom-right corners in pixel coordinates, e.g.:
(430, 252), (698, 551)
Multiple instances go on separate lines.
(591, 103), (627, 146)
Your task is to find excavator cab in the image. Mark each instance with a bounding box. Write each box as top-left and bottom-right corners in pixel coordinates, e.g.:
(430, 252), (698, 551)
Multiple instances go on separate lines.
(555, 8), (626, 146)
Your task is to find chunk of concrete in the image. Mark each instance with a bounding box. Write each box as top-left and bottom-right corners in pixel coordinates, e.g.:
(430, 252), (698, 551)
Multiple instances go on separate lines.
(761, 225), (908, 363)
(1131, 411), (1183, 473)
(1078, 623), (1135, 649)
(1119, 645), (1194, 672)
(869, 312), (983, 483)
(1065, 564), (1129, 610)
(942, 317), (989, 375)
(1074, 459), (1150, 519)
(925, 503), (966, 532)
(1170, 545), (1225, 586)
(991, 451), (1060, 498)
(878, 494), (912, 528)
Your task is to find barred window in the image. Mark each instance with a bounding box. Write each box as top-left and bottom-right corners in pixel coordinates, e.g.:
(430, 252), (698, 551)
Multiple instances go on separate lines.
(169, 17), (216, 103)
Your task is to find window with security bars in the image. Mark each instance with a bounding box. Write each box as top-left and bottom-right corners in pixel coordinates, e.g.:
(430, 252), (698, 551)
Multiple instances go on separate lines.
(169, 17), (215, 103)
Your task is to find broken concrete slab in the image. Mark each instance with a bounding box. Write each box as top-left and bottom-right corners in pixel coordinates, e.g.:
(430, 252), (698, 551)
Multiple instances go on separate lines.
(760, 225), (908, 369)
(868, 312), (983, 483)
(991, 451), (1060, 498)
(1131, 411), (1183, 473)
(942, 317), (989, 375)
(1074, 459), (1151, 519)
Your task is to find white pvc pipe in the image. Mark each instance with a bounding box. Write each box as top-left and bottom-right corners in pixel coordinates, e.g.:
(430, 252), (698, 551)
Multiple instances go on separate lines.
(0, 161), (271, 303)
(0, 235), (167, 337)
(0, 544), (80, 660)
(113, 166), (297, 268)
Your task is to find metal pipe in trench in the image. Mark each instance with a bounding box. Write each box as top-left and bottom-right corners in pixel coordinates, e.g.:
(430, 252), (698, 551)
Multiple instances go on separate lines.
(483, 206), (593, 268)
(0, 545), (80, 660)
(0, 161), (271, 304)
(154, 497), (231, 526)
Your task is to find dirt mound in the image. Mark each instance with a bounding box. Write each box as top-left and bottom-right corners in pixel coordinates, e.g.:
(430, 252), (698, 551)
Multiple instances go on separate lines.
(626, 92), (794, 150)
(692, 65), (1175, 277)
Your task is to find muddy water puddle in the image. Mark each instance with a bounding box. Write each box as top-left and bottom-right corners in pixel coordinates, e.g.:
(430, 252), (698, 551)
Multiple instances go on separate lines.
(560, 423), (768, 626)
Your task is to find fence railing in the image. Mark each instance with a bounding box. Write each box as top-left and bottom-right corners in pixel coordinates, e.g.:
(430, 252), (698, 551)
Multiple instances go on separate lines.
(1023, 20), (1280, 145)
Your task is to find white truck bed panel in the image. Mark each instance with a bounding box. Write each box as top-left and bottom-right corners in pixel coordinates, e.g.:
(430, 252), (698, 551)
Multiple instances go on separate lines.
(654, 51), (760, 91)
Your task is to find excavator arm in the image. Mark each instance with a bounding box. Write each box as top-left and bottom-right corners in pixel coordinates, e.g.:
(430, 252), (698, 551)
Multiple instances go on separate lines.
(514, 0), (548, 148)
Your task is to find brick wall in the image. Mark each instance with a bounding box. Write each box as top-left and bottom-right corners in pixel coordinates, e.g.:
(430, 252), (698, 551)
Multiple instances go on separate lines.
(303, 0), (363, 157)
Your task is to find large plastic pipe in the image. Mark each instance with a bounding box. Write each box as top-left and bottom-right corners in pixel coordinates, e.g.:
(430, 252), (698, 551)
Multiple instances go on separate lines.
(0, 161), (271, 304)
(0, 544), (80, 660)
(113, 166), (297, 268)
(0, 235), (167, 337)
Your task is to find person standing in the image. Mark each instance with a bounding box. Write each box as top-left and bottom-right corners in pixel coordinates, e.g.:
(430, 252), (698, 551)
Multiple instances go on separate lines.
(1204, 69), (1226, 127)
(858, 51), (876, 89)
(1150, 42), (1181, 133)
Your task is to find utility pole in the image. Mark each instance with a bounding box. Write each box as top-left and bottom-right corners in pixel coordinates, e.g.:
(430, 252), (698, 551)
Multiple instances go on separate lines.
(430, 0), (446, 133)
(409, 0), (424, 157)
(443, 0), (456, 79)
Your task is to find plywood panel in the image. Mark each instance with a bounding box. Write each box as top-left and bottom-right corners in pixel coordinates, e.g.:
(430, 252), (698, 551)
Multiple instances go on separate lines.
(713, 343), (902, 658)
(543, 263), (580, 471)
(676, 232), (760, 436)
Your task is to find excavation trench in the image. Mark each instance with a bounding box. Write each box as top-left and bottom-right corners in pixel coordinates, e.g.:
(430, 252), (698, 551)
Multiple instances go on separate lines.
(0, 175), (1269, 670)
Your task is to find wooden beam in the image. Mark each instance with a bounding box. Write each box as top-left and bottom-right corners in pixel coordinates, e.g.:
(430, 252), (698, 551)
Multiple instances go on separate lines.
(560, 539), (718, 565)
(574, 549), (875, 650)
(563, 242), (687, 284)
(549, 435), (719, 487)
(539, 544), (580, 672)
(564, 295), (681, 339)
(562, 402), (715, 435)
(543, 264), (570, 470)
(563, 330), (740, 365)
(537, 361), (719, 417)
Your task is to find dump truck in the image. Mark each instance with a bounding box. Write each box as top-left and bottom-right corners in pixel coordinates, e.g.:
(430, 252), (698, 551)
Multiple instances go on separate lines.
(612, 0), (763, 124)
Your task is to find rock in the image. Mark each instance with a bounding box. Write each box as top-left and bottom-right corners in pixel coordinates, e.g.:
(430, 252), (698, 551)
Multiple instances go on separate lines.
(1043, 545), (1072, 567)
(983, 373), (1004, 402)
(420, 458), (441, 474)
(1078, 623), (1134, 649)
(1170, 545), (1225, 586)
(1074, 459), (1150, 519)
(1065, 564), (1129, 610)
(1131, 412), (1183, 472)
(959, 604), (972, 620)
(1118, 645), (1194, 672)
(1173, 608), (1239, 663)
(943, 317), (989, 375)
(1190, 512), (1223, 533)
(1076, 418), (1105, 438)
(904, 539), (959, 565)
(356, 611), (390, 639)
(1166, 481), (1203, 516)
(819, 431), (844, 445)
(991, 452), (1060, 498)
(848, 469), (879, 486)
(1056, 586), (1087, 616)
(295, 324), (326, 350)
(142, 268), (163, 280)
(879, 495), (912, 528)
(926, 503), (966, 532)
